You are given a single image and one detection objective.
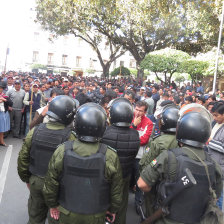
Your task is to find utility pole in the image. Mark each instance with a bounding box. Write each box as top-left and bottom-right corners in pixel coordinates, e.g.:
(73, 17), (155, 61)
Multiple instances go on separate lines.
(4, 47), (9, 73)
(213, 1), (224, 94)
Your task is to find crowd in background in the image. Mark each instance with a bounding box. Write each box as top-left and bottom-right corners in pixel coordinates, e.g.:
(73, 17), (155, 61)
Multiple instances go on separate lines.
(0, 70), (223, 144)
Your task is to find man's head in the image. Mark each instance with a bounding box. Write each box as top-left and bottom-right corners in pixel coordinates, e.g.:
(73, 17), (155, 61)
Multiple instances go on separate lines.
(7, 76), (13, 85)
(24, 83), (30, 92)
(14, 80), (21, 91)
(124, 90), (135, 104)
(162, 92), (169, 101)
(107, 82), (112, 89)
(140, 87), (145, 95)
(134, 101), (148, 118)
(32, 84), (39, 93)
(100, 86), (106, 95)
(184, 96), (193, 105)
(152, 84), (159, 94)
(145, 91), (152, 98)
(211, 101), (224, 124)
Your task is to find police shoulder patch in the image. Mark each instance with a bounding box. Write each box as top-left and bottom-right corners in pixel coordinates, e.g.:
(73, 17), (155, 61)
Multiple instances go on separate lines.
(150, 159), (157, 167)
(107, 145), (117, 153)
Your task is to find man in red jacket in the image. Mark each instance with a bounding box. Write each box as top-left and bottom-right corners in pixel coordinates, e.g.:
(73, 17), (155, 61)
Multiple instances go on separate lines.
(130, 100), (153, 214)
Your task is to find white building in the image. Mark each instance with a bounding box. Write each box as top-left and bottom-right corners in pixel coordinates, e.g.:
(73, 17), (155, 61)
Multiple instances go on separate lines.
(0, 0), (136, 76)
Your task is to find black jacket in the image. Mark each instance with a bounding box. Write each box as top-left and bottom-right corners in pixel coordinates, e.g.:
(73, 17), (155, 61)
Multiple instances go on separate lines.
(101, 125), (140, 178)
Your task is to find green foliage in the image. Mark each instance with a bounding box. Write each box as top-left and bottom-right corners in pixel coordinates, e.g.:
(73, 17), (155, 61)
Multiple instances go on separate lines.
(35, 0), (223, 78)
(31, 64), (47, 70)
(129, 68), (137, 77)
(110, 66), (130, 76)
(141, 48), (190, 84)
(180, 59), (209, 83)
(173, 73), (186, 85)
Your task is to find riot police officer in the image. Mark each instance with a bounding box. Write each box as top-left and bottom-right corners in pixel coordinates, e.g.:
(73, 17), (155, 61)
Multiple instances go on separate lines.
(43, 103), (123, 224)
(101, 97), (140, 224)
(138, 111), (223, 224)
(17, 95), (77, 224)
(139, 105), (179, 217)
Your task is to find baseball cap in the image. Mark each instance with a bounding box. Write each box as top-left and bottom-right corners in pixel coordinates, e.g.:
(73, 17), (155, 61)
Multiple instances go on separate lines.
(14, 80), (21, 84)
(63, 78), (69, 82)
(140, 87), (146, 91)
(33, 83), (39, 87)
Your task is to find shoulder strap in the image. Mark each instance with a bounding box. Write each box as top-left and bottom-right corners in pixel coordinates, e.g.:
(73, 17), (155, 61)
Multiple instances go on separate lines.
(167, 148), (180, 182)
(61, 127), (72, 142)
(98, 143), (107, 155)
(32, 124), (43, 138)
(64, 141), (73, 152)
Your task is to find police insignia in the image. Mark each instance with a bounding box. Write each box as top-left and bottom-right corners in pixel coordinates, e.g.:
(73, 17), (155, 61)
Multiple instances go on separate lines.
(151, 159), (157, 167)
(145, 147), (150, 153)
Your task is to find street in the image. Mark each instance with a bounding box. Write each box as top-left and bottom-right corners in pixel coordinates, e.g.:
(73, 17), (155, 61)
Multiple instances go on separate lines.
(0, 136), (140, 224)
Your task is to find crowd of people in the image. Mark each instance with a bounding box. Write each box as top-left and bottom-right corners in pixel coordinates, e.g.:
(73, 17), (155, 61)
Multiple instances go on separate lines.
(0, 70), (224, 224)
(0, 70), (223, 145)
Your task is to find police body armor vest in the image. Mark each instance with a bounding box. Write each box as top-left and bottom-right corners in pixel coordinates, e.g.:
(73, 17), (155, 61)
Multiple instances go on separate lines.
(29, 123), (71, 177)
(58, 141), (110, 214)
(164, 148), (216, 224)
(101, 125), (140, 178)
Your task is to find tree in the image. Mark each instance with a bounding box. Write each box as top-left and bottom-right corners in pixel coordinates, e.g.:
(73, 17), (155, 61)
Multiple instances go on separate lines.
(180, 59), (209, 83)
(173, 73), (186, 86)
(141, 48), (190, 85)
(90, 0), (223, 76)
(36, 0), (223, 78)
(36, 0), (126, 77)
(31, 64), (47, 70)
(110, 66), (130, 76)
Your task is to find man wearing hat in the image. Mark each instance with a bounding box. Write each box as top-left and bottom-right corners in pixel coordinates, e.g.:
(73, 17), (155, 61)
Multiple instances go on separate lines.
(6, 76), (14, 92)
(23, 84), (41, 136)
(6, 80), (25, 138)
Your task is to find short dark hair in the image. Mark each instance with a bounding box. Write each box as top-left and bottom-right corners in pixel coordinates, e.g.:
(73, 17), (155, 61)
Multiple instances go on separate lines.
(135, 100), (148, 112)
(211, 101), (224, 114)
(145, 91), (152, 97)
(185, 96), (193, 103)
(100, 96), (112, 106)
(50, 88), (64, 97)
(100, 86), (106, 92)
(124, 90), (135, 100)
(174, 96), (181, 104)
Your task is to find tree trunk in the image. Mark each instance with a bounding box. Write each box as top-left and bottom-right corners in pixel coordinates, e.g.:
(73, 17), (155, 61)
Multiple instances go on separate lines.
(136, 61), (144, 78)
(102, 63), (111, 77)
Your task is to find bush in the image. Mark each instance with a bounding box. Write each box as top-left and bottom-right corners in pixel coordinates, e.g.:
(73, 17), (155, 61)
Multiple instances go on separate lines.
(110, 66), (130, 76)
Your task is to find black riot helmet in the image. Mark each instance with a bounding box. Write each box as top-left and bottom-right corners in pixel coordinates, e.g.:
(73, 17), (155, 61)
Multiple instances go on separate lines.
(47, 95), (77, 125)
(176, 112), (211, 148)
(160, 106), (179, 133)
(109, 97), (133, 127)
(75, 103), (107, 142)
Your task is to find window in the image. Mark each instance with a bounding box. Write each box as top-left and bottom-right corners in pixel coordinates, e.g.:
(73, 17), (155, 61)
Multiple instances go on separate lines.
(120, 61), (124, 66)
(48, 53), (54, 64)
(62, 54), (68, 65)
(32, 51), (39, 62)
(76, 56), (82, 67)
(129, 59), (136, 68)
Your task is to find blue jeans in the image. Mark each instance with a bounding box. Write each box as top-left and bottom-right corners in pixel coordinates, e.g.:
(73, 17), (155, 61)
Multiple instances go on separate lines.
(25, 112), (35, 136)
(217, 189), (223, 210)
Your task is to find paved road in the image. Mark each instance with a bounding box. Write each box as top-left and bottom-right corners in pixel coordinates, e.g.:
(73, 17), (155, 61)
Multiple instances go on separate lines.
(0, 136), (141, 224)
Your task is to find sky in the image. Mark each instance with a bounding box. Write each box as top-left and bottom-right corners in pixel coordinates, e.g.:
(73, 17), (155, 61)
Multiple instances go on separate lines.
(0, 0), (35, 70)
